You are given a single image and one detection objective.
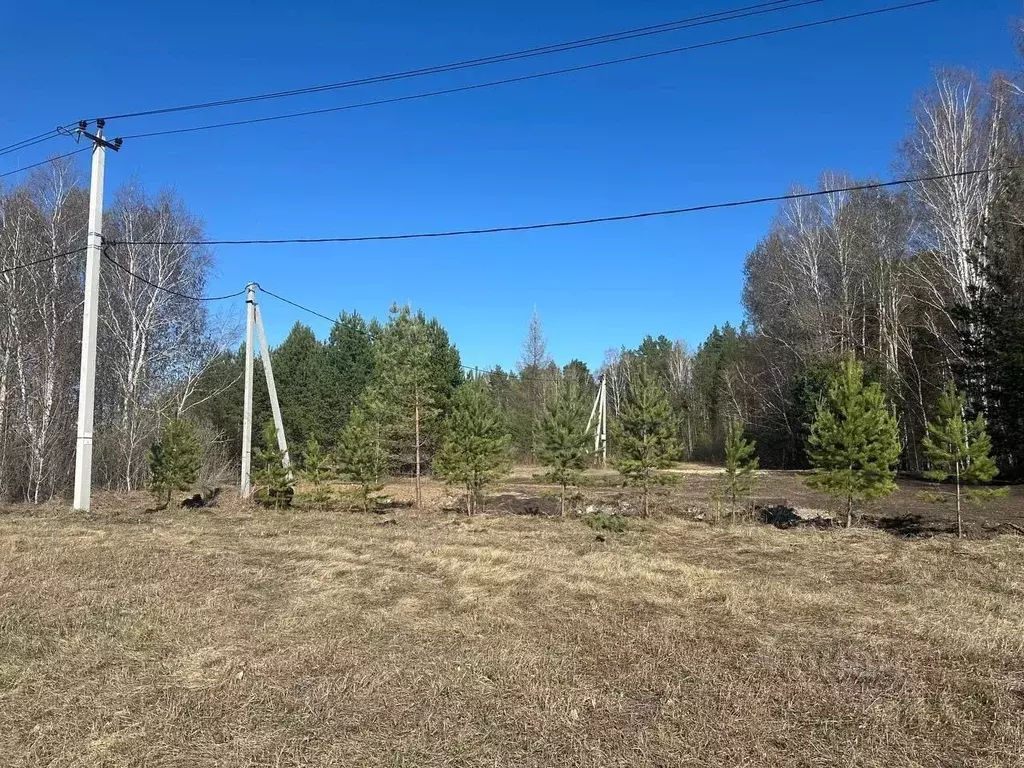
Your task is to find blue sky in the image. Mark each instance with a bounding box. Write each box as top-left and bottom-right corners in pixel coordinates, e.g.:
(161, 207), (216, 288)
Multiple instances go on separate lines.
(2, 0), (1020, 371)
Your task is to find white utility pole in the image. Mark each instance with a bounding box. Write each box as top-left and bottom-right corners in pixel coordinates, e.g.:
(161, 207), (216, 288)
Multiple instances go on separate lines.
(240, 283), (256, 498)
(254, 303), (291, 472)
(600, 374), (608, 468)
(72, 120), (121, 512)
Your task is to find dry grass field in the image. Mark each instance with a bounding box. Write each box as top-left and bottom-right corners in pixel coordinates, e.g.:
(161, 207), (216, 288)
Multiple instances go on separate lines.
(1, 472), (1023, 767)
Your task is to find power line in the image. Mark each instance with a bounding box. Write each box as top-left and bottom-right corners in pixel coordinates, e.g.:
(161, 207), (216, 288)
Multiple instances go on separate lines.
(0, 246), (88, 276)
(110, 164), (1012, 249)
(100, 0), (820, 123)
(101, 245), (248, 301)
(0, 147), (90, 181)
(0, 130), (61, 159)
(120, 0), (936, 142)
(255, 285), (563, 383)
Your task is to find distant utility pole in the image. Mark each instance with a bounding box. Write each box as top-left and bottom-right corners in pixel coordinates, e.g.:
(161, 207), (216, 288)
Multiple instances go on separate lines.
(239, 283), (291, 499)
(586, 374), (608, 468)
(72, 120), (122, 512)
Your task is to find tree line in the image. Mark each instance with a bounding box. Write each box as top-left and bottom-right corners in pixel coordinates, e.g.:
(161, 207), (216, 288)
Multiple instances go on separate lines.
(0, 162), (224, 502)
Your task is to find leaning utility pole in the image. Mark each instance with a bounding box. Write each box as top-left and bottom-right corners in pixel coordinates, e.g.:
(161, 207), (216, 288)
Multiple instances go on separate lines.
(240, 283), (256, 497)
(587, 374), (609, 468)
(239, 284), (291, 499)
(72, 120), (122, 512)
(254, 301), (291, 472)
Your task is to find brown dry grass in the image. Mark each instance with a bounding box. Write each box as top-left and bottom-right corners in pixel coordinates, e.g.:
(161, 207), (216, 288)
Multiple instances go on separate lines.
(1, 484), (1023, 767)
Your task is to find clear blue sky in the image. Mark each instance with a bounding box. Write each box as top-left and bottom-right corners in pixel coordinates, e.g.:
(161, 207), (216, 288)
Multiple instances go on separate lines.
(2, 0), (1020, 371)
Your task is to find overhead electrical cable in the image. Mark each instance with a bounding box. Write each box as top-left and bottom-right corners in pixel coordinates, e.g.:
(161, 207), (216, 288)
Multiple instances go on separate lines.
(99, 0), (823, 122)
(101, 245), (248, 301)
(110, 165), (1009, 249)
(0, 148), (90, 180)
(0, 130), (62, 159)
(0, 245), (88, 276)
(120, 0), (938, 141)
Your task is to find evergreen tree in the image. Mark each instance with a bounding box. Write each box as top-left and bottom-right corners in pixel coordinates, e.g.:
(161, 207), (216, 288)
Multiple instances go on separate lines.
(613, 366), (680, 517)
(434, 379), (511, 514)
(922, 381), (1002, 538)
(148, 418), (202, 508)
(722, 417), (758, 523)
(301, 436), (334, 511)
(254, 422), (294, 509)
(336, 406), (388, 513)
(806, 356), (901, 528)
(515, 309), (556, 460)
(363, 305), (462, 508)
(562, 359), (598, 401)
(272, 323), (329, 449)
(537, 380), (592, 516)
(323, 311), (375, 440)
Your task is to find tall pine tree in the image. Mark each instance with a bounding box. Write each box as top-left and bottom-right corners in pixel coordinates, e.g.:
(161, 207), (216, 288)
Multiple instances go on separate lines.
(922, 381), (1002, 539)
(613, 366), (680, 517)
(363, 305), (462, 508)
(806, 356), (901, 528)
(537, 380), (592, 517)
(434, 379), (511, 514)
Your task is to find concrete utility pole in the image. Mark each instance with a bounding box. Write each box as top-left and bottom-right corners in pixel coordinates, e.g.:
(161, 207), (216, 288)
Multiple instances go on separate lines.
(587, 374), (608, 467)
(600, 374), (608, 468)
(72, 120), (122, 512)
(254, 302), (291, 473)
(240, 283), (256, 498)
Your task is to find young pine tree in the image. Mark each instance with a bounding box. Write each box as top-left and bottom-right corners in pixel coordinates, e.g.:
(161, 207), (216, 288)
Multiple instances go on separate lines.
(722, 418), (758, 523)
(613, 366), (680, 517)
(148, 418), (202, 508)
(537, 380), (592, 517)
(301, 437), (334, 511)
(806, 357), (901, 528)
(254, 422), (295, 509)
(433, 379), (511, 515)
(922, 381), (1002, 539)
(336, 406), (388, 513)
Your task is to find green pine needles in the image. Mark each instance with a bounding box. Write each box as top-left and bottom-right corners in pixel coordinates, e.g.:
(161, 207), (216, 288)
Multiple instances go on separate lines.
(537, 380), (592, 517)
(337, 406), (388, 513)
(922, 381), (1003, 538)
(434, 379), (511, 515)
(254, 422), (295, 509)
(613, 366), (680, 517)
(722, 418), (758, 523)
(806, 356), (901, 528)
(301, 437), (334, 510)
(148, 418), (202, 508)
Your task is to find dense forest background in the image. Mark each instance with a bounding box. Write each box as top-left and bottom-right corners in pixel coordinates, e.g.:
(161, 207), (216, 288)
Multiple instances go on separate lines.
(5, 51), (1024, 501)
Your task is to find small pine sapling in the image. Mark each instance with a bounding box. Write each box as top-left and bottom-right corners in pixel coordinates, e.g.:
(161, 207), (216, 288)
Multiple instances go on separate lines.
(537, 381), (592, 516)
(722, 418), (758, 523)
(148, 418), (202, 509)
(337, 406), (388, 513)
(922, 381), (1004, 539)
(433, 379), (511, 515)
(254, 422), (294, 509)
(301, 436), (334, 510)
(806, 356), (901, 528)
(612, 366), (680, 518)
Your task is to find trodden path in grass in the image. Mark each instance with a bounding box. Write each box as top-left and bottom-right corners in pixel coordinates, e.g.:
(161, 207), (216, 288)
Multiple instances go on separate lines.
(1, 503), (1022, 767)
